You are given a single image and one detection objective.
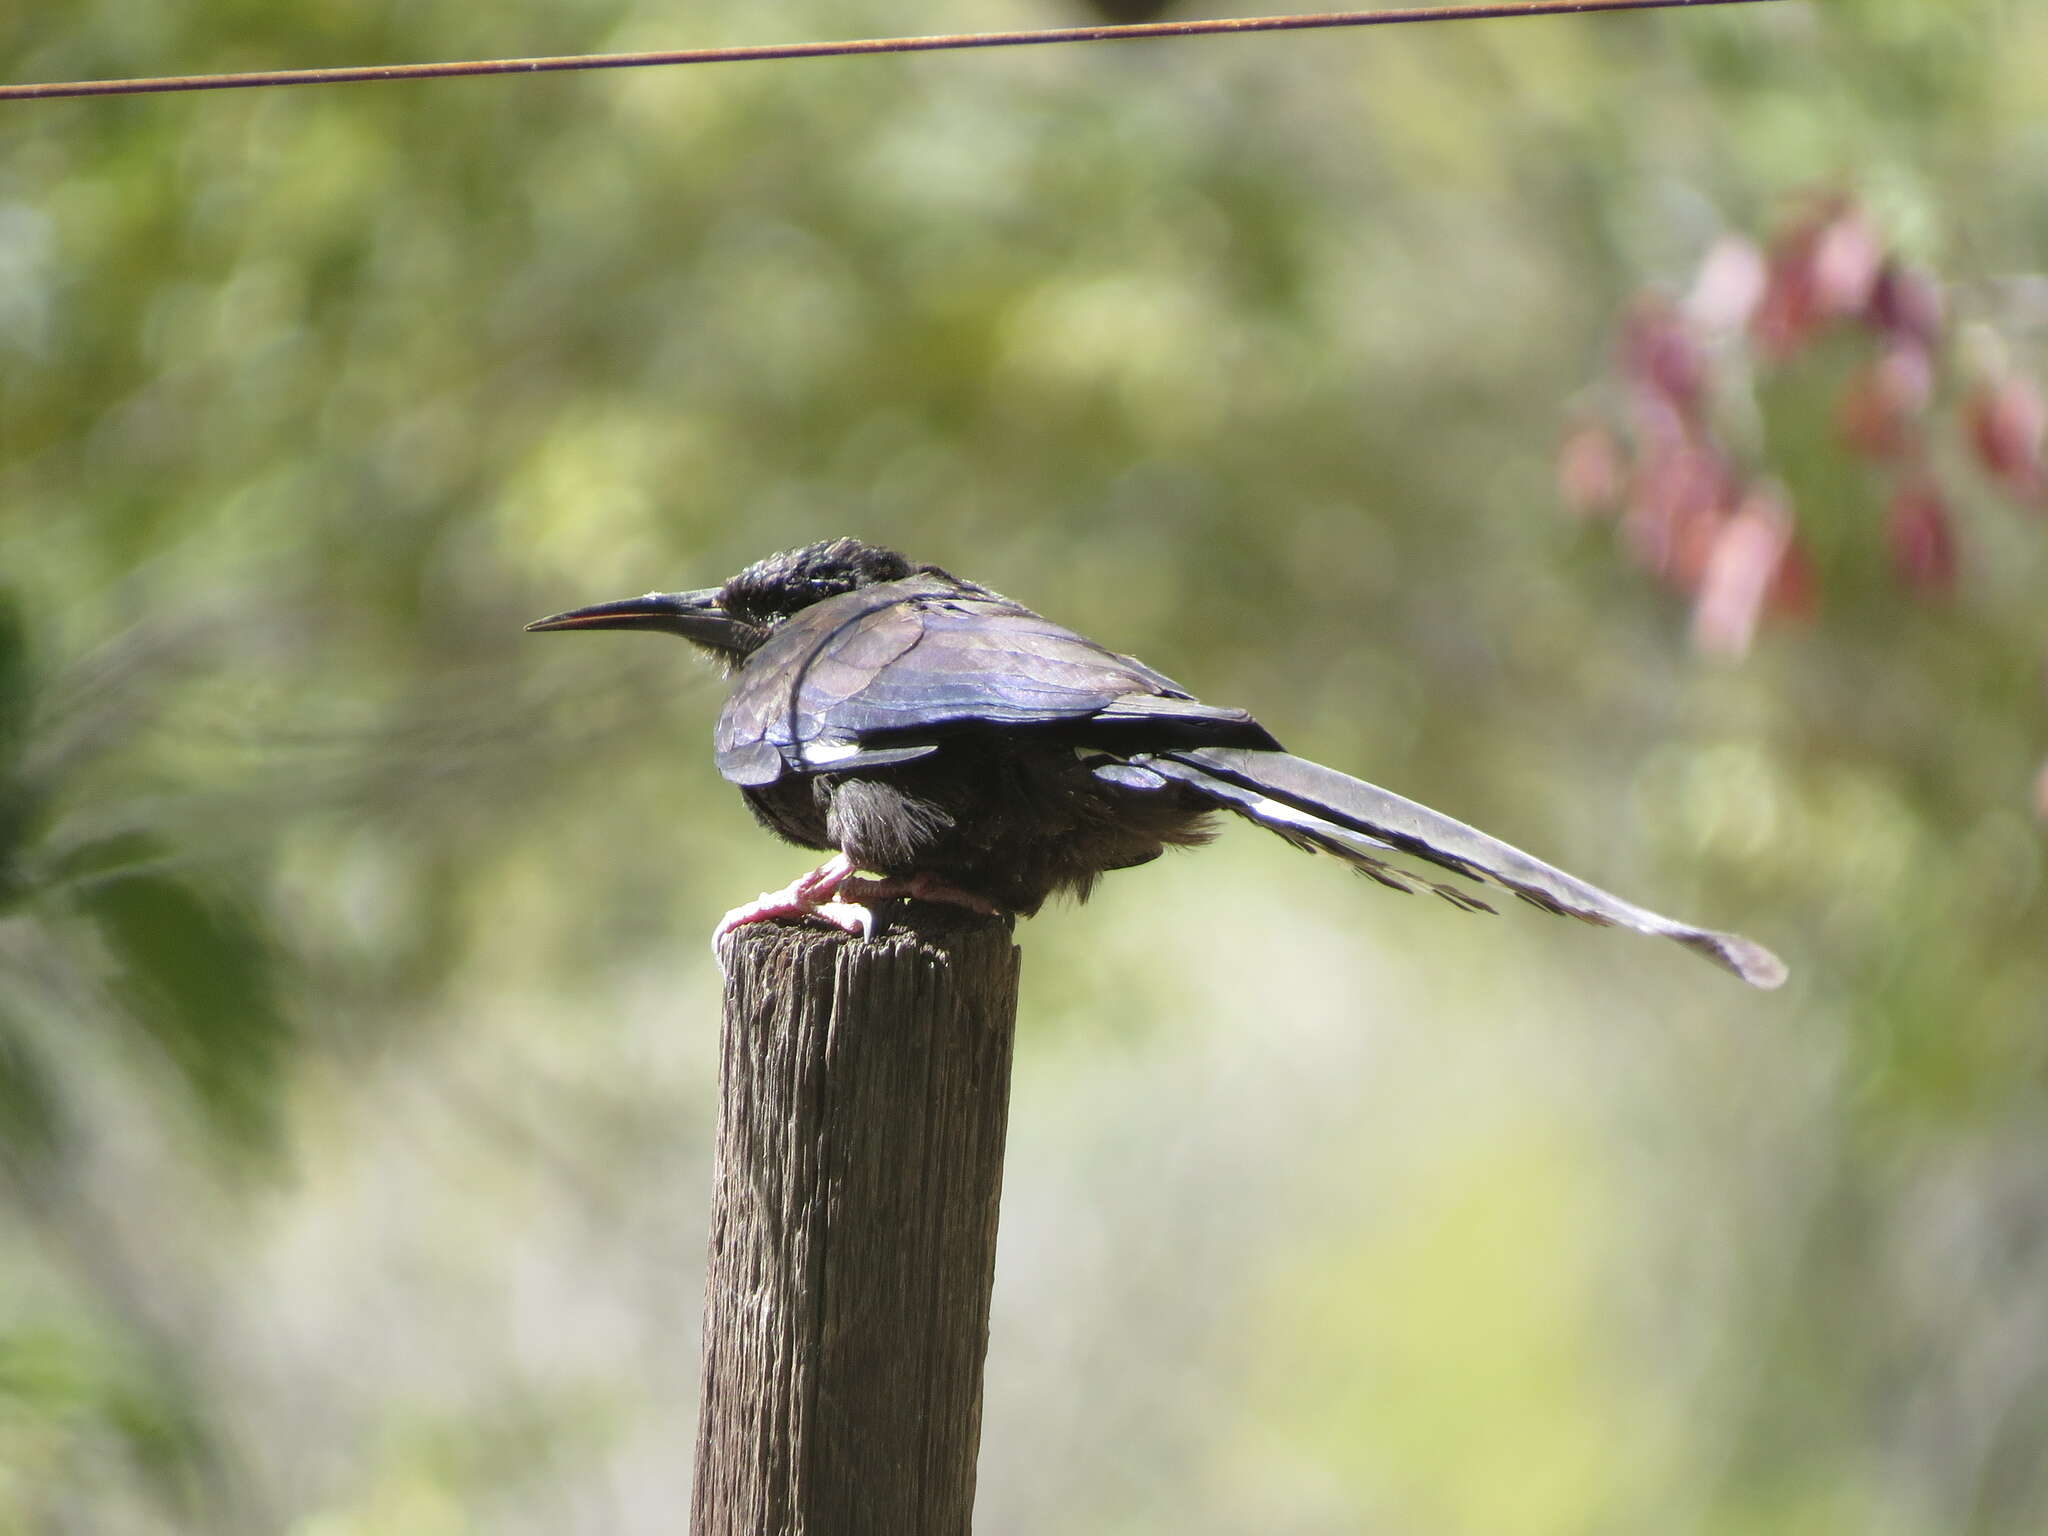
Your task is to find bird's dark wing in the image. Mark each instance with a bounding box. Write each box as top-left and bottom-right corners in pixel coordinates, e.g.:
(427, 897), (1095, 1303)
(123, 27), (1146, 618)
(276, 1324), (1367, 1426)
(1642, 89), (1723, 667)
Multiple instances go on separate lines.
(714, 578), (1273, 785)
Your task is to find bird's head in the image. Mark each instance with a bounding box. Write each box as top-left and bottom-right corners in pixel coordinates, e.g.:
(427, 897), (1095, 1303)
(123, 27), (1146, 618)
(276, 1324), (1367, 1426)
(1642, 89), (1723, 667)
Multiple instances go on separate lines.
(524, 537), (917, 665)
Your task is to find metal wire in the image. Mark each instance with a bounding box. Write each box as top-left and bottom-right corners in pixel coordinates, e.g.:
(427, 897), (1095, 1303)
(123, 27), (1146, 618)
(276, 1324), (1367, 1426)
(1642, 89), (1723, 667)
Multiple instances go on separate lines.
(0, 0), (1784, 104)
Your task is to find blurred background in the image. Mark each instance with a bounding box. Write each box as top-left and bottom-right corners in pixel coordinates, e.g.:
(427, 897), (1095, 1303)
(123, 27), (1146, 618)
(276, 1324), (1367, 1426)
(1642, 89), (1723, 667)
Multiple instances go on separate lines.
(3, 1), (2045, 1531)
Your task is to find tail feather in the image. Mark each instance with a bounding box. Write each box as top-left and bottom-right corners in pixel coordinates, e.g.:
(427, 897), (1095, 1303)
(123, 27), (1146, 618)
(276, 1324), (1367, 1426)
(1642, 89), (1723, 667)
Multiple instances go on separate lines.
(1140, 746), (1787, 990)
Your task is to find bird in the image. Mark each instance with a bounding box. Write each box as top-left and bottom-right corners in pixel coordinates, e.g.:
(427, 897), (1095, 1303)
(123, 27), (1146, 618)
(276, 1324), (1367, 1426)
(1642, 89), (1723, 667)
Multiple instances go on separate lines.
(526, 537), (1786, 988)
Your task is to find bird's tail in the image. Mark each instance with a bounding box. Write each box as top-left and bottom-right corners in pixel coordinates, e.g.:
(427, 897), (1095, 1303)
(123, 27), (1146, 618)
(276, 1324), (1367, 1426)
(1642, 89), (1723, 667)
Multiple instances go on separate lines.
(1135, 746), (1787, 989)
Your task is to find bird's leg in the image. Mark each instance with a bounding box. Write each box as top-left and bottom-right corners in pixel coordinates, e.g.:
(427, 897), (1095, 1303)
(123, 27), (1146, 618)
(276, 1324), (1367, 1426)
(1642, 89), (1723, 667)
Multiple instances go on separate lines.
(835, 871), (1004, 916)
(713, 853), (870, 946)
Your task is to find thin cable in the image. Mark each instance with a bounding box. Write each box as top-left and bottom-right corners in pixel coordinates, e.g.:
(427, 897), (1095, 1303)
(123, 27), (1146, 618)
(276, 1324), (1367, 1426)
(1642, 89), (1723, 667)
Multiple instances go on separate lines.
(1, 0), (1783, 104)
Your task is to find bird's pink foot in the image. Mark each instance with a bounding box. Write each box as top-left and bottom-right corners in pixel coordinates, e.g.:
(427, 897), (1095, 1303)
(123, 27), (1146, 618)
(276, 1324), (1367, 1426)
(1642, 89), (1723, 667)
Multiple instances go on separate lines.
(713, 853), (866, 951)
(713, 859), (1002, 956)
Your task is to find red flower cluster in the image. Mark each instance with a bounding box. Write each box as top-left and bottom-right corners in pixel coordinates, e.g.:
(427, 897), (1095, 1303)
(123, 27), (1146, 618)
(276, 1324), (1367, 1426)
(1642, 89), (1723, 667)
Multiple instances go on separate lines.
(1560, 287), (1815, 657)
(1561, 195), (2045, 654)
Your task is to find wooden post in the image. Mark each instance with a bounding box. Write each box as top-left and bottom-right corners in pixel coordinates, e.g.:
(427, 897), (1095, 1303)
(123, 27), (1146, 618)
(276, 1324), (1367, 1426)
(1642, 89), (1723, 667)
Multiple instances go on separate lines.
(692, 911), (1021, 1536)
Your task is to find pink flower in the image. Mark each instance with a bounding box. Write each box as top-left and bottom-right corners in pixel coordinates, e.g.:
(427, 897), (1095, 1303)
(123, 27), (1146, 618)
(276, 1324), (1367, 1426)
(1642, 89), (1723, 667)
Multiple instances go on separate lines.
(1691, 488), (1799, 656)
(1887, 480), (1957, 596)
(1967, 375), (2047, 505)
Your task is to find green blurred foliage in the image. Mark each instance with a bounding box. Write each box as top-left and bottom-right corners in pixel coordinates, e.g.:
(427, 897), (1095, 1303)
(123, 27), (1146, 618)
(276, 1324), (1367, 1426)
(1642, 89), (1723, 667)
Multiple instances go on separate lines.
(75, 866), (292, 1157)
(1, 1), (2045, 1532)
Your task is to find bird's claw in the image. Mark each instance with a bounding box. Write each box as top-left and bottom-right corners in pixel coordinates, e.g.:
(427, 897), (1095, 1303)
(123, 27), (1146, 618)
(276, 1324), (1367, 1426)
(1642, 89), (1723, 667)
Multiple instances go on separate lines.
(811, 900), (877, 938)
(712, 854), (873, 955)
(838, 872), (1002, 915)
(712, 857), (1003, 958)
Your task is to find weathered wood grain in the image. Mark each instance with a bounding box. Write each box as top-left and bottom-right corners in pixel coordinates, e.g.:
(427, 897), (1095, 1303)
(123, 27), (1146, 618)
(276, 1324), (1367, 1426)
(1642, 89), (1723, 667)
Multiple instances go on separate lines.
(692, 911), (1021, 1536)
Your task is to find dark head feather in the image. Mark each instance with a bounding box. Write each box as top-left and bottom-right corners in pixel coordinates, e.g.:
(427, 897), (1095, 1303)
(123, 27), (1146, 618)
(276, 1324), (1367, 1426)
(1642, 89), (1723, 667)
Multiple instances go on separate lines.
(718, 538), (916, 628)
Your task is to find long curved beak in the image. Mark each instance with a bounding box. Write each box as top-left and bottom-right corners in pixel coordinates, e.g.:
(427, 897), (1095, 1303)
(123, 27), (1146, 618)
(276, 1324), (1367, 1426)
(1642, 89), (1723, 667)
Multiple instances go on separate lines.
(524, 588), (758, 652)
(528, 585), (729, 638)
